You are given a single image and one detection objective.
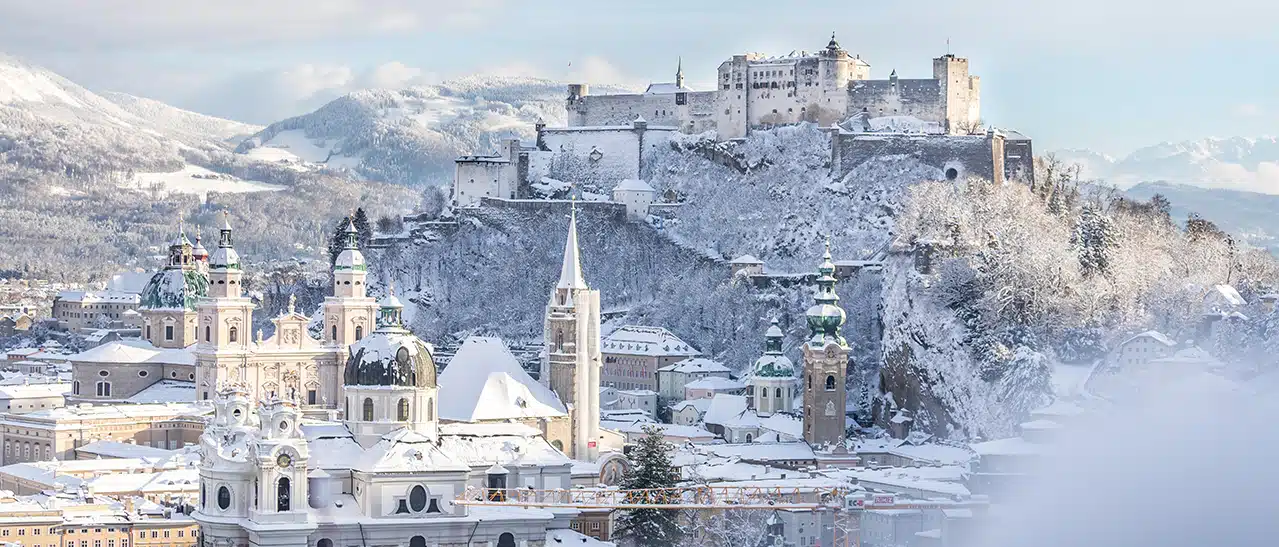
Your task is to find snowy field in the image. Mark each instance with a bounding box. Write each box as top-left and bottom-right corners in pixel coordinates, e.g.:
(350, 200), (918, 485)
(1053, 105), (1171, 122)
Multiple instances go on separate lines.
(1050, 361), (1098, 399)
(121, 164), (284, 199)
(243, 129), (362, 170)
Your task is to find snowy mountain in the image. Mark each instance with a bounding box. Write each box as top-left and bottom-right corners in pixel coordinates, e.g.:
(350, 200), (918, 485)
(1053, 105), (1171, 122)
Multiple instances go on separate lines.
(1054, 137), (1279, 194)
(235, 78), (628, 187)
(1125, 181), (1279, 252)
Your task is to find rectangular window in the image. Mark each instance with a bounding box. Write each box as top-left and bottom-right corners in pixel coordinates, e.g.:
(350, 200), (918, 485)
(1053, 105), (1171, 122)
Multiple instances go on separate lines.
(165, 326), (174, 340)
(675, 92), (687, 105)
(307, 390), (317, 405)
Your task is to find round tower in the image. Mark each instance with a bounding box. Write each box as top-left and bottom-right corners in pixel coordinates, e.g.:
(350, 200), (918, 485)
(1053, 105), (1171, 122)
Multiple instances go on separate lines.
(342, 290), (439, 447)
(751, 318), (797, 416)
(194, 385), (259, 545)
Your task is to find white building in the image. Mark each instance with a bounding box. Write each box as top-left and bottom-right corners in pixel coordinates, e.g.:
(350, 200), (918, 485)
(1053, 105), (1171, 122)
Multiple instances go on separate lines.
(611, 179), (656, 220)
(655, 356), (730, 401)
(683, 376), (748, 400)
(1110, 330), (1176, 369)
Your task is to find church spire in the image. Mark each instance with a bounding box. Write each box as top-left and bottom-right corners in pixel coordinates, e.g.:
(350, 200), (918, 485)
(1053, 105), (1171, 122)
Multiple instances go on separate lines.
(805, 237), (846, 344)
(557, 203), (588, 290)
(675, 56), (685, 89)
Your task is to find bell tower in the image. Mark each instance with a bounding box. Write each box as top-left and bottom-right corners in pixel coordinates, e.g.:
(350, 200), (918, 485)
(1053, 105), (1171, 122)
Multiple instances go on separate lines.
(541, 204), (602, 461)
(801, 240), (850, 450)
(195, 212), (256, 401)
(324, 217), (377, 348)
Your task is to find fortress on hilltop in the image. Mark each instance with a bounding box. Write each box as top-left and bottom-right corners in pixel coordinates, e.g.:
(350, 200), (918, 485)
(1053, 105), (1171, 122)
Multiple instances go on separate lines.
(566, 33), (982, 139)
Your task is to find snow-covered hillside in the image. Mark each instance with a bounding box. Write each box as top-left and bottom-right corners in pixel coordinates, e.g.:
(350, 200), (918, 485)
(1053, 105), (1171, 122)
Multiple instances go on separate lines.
(1054, 136), (1279, 194)
(235, 77), (628, 186)
(102, 91), (262, 143)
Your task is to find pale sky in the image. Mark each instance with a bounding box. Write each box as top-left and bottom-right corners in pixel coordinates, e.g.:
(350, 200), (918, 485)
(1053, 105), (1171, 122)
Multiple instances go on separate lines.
(0, 0), (1275, 155)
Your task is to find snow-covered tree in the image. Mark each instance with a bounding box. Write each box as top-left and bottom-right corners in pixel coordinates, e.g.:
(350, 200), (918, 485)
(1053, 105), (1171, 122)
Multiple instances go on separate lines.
(616, 426), (683, 547)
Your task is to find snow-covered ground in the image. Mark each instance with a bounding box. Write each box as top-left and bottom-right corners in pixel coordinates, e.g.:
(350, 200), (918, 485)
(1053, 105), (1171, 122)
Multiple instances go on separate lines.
(1050, 361), (1098, 399)
(244, 129), (362, 170)
(122, 164), (284, 199)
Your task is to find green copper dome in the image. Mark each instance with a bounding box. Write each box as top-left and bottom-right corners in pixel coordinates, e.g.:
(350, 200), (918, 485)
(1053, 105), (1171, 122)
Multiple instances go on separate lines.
(805, 239), (847, 346)
(140, 268), (210, 311)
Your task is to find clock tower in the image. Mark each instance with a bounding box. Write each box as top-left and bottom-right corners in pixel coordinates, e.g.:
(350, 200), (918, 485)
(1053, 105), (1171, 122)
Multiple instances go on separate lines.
(247, 395), (315, 545)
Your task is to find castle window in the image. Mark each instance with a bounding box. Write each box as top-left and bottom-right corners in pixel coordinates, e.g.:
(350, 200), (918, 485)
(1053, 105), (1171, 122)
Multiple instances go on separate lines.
(277, 477), (291, 511)
(825, 375), (836, 391)
(363, 398), (374, 421)
(397, 398), (410, 421)
(216, 486), (231, 510)
(776, 387), (783, 398)
(165, 326), (174, 340)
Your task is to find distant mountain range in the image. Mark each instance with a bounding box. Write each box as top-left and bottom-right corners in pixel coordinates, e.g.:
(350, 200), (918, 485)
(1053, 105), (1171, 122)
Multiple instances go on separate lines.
(1054, 137), (1279, 195)
(1124, 181), (1279, 253)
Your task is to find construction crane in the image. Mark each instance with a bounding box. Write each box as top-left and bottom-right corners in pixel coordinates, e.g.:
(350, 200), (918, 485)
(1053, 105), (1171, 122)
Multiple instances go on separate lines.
(456, 486), (987, 547)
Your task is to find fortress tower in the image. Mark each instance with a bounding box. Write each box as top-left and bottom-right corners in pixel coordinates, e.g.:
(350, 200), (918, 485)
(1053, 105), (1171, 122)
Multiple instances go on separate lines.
(542, 205), (602, 461)
(801, 241), (850, 450)
(933, 54), (982, 133)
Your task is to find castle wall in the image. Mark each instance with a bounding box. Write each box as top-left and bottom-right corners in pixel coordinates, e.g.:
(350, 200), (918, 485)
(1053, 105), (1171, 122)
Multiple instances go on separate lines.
(568, 91), (716, 132)
(539, 124), (676, 184)
(454, 159), (510, 207)
(848, 78), (946, 124)
(831, 131), (1011, 185)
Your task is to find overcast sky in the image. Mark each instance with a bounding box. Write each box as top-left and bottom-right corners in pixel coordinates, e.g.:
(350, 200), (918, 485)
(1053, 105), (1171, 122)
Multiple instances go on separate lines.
(0, 0), (1275, 154)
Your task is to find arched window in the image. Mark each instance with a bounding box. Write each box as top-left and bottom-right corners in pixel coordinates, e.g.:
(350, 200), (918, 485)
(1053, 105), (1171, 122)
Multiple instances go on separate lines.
(555, 331), (564, 351)
(73, 381), (80, 395)
(409, 537), (426, 547)
(277, 477), (291, 511)
(23, 442), (30, 459)
(497, 533), (516, 547)
(825, 375), (836, 391)
(331, 325), (337, 341)
(362, 398), (374, 421)
(217, 486), (231, 510)
(397, 398), (410, 421)
(200, 482), (206, 508)
(228, 326), (238, 343)
(409, 485), (428, 512)
(551, 439), (564, 452)
(775, 387), (783, 398)
(745, 433), (753, 443)
(318, 540), (333, 547)
(96, 381), (111, 397)
(354, 326), (363, 340)
(205, 326), (210, 342)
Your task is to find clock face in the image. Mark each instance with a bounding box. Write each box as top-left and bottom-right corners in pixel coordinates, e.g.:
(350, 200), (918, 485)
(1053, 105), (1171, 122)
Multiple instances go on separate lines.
(276, 453), (292, 468)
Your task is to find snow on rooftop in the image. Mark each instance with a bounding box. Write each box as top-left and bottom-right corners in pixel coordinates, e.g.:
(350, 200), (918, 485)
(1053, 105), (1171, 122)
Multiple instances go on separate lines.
(683, 377), (746, 392)
(1122, 330), (1177, 347)
(603, 326), (700, 357)
(970, 436), (1046, 457)
(0, 383), (71, 400)
(758, 413), (803, 439)
(126, 380), (195, 404)
(1210, 284), (1247, 307)
(702, 394), (749, 426)
(614, 179), (655, 193)
(701, 442), (815, 462)
(546, 528), (616, 546)
(356, 429), (470, 473)
(438, 336), (567, 422)
(656, 357), (729, 374)
(66, 340), (193, 366)
(728, 254), (764, 265)
(75, 440), (175, 460)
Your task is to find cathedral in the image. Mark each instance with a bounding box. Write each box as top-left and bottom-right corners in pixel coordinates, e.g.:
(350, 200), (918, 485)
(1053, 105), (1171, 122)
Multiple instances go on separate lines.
(193, 214), (377, 409)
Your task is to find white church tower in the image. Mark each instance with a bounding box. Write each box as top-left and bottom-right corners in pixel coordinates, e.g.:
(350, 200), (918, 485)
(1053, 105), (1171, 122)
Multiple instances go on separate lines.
(325, 218), (377, 348)
(195, 213), (256, 401)
(751, 318), (797, 416)
(542, 205), (602, 461)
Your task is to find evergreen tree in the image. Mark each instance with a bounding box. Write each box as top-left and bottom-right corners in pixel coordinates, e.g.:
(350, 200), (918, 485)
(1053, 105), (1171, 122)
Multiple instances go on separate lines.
(328, 215), (351, 268)
(1072, 204), (1118, 277)
(352, 208), (373, 250)
(617, 426), (683, 547)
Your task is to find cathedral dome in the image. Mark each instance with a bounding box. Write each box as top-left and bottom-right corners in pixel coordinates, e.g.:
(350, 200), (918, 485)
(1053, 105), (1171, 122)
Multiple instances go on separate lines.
(140, 268), (209, 311)
(344, 293), (436, 388)
(754, 318), (795, 378)
(209, 245), (240, 270)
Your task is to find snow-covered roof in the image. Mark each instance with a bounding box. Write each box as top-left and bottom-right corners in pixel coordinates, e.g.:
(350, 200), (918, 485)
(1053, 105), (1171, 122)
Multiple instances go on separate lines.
(356, 429), (469, 473)
(75, 440), (175, 460)
(683, 377), (746, 392)
(65, 340), (193, 366)
(701, 442), (815, 463)
(670, 398), (711, 414)
(1121, 330), (1176, 347)
(613, 421), (715, 441)
(1208, 284), (1246, 307)
(438, 336), (567, 422)
(657, 357), (730, 374)
(0, 382), (71, 400)
(644, 82), (693, 95)
(546, 528), (616, 547)
(54, 290), (139, 304)
(702, 394), (748, 426)
(139, 268), (208, 311)
(126, 380), (195, 404)
(758, 413), (802, 438)
(728, 254), (764, 265)
(439, 427), (571, 468)
(603, 326), (700, 357)
(843, 467), (971, 498)
(614, 179), (655, 193)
